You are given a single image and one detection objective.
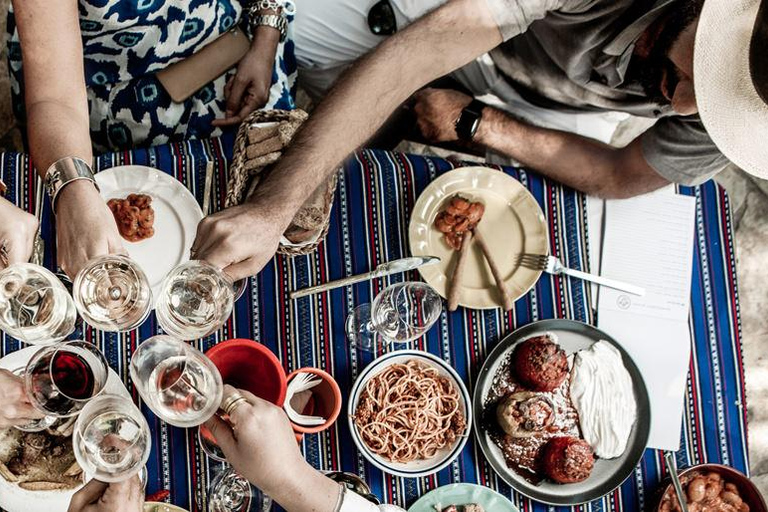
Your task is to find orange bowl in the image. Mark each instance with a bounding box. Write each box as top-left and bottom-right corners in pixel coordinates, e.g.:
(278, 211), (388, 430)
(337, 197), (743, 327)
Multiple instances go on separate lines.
(286, 367), (342, 434)
(655, 464), (767, 512)
(205, 339), (287, 407)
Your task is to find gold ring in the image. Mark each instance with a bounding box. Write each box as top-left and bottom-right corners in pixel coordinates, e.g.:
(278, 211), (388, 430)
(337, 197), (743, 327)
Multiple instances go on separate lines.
(221, 393), (248, 417)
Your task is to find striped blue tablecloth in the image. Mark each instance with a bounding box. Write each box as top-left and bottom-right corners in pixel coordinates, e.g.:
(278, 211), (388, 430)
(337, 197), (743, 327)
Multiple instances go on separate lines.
(0, 135), (749, 512)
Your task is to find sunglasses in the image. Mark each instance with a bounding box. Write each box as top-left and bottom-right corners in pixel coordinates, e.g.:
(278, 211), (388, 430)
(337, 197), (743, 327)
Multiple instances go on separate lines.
(368, 0), (397, 36)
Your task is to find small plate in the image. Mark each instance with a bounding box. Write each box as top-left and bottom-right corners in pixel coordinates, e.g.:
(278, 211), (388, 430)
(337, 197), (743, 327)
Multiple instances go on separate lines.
(409, 167), (548, 310)
(348, 350), (472, 478)
(95, 166), (203, 299)
(473, 319), (651, 506)
(0, 347), (132, 512)
(144, 504), (189, 512)
(408, 483), (519, 512)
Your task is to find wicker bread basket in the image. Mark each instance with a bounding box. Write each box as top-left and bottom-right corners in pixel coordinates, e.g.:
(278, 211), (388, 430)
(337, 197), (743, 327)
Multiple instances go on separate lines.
(227, 109), (338, 256)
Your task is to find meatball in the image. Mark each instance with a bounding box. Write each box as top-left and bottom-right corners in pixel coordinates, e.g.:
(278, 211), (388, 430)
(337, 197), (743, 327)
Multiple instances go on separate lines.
(541, 436), (595, 484)
(512, 335), (569, 392)
(496, 392), (555, 438)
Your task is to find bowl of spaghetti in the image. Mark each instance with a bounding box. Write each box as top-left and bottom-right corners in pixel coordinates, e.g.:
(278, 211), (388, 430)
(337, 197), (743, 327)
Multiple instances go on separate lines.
(348, 350), (472, 478)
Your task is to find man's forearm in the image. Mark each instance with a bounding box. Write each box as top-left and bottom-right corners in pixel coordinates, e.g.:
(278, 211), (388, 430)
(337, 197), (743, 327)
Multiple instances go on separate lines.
(475, 107), (668, 198)
(249, 0), (503, 223)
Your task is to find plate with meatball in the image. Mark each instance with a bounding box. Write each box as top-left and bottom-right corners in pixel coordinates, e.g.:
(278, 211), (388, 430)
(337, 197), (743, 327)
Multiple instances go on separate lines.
(473, 319), (651, 505)
(96, 166), (204, 298)
(409, 167), (548, 310)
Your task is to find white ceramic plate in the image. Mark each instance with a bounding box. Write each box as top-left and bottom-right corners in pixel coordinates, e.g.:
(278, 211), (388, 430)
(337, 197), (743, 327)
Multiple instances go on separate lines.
(409, 167), (548, 310)
(408, 483), (518, 512)
(95, 166), (204, 299)
(0, 347), (131, 512)
(348, 350), (472, 478)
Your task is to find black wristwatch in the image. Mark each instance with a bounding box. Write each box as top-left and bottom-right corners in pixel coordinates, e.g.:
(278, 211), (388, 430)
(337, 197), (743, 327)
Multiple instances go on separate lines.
(454, 99), (486, 141)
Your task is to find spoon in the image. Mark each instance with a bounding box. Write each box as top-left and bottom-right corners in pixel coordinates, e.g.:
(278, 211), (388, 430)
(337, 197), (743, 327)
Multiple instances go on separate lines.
(664, 451), (690, 512)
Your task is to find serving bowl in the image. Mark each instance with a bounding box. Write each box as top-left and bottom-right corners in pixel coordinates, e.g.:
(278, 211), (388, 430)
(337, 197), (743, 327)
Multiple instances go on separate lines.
(348, 350), (472, 478)
(654, 463), (767, 512)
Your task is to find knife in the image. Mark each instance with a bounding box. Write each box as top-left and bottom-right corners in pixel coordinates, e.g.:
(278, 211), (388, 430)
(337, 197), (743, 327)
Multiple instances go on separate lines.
(290, 256), (440, 300)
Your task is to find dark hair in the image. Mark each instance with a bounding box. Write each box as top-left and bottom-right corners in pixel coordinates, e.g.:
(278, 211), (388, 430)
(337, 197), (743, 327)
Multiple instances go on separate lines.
(632, 0), (705, 104)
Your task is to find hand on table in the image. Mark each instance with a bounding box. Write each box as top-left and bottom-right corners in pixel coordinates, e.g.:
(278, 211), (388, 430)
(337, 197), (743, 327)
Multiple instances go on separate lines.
(212, 27), (280, 128)
(0, 196), (38, 268)
(55, 181), (126, 279)
(204, 385), (309, 497)
(0, 368), (44, 428)
(413, 88), (474, 143)
(191, 202), (288, 281)
(67, 476), (144, 512)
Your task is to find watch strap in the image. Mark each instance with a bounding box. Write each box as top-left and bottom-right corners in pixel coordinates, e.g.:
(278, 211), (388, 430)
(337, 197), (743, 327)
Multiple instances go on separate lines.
(250, 13), (288, 41)
(454, 99), (486, 141)
(44, 157), (98, 211)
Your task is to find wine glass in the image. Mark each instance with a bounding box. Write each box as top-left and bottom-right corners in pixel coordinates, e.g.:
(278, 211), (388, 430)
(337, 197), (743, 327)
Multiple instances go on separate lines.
(130, 335), (223, 428)
(155, 261), (235, 340)
(73, 254), (152, 332)
(73, 394), (151, 482)
(345, 281), (442, 352)
(208, 466), (272, 512)
(23, 340), (109, 419)
(0, 263), (77, 344)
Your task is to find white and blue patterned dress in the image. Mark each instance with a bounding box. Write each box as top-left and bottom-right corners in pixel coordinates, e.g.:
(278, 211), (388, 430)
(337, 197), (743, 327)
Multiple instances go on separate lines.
(6, 0), (297, 152)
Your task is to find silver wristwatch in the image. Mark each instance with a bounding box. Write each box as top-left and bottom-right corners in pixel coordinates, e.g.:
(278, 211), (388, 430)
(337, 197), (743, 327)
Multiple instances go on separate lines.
(250, 13), (288, 41)
(44, 157), (99, 211)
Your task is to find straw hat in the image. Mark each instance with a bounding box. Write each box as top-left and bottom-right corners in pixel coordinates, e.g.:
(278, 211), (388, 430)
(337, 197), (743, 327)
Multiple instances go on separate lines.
(695, 0), (768, 179)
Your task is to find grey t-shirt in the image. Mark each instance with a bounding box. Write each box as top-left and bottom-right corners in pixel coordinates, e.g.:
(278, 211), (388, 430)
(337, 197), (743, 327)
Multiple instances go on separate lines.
(483, 0), (730, 185)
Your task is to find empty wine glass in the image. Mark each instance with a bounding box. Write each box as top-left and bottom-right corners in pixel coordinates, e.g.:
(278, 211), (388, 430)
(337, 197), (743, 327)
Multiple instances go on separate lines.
(207, 466), (272, 512)
(73, 254), (152, 332)
(73, 394), (151, 482)
(23, 340), (109, 419)
(346, 281), (442, 352)
(0, 263), (77, 345)
(155, 260), (235, 340)
(130, 335), (223, 428)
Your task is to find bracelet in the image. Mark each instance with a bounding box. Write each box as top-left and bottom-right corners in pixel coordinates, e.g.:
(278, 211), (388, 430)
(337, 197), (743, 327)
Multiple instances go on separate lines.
(333, 484), (345, 512)
(249, 13), (288, 41)
(44, 157), (99, 212)
(248, 0), (284, 13)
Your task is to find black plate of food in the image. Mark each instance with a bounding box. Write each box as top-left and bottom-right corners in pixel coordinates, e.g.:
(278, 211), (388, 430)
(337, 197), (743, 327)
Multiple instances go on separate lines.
(473, 319), (651, 505)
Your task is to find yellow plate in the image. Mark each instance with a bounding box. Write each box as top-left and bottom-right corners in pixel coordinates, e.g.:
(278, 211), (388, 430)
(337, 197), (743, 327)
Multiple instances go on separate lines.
(144, 504), (188, 512)
(409, 167), (548, 309)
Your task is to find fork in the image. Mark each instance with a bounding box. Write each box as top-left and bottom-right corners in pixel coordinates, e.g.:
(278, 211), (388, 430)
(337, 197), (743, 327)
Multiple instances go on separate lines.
(518, 253), (645, 296)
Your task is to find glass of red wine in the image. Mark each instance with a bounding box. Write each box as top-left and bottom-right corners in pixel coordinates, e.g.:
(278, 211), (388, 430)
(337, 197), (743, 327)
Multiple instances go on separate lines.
(23, 340), (109, 419)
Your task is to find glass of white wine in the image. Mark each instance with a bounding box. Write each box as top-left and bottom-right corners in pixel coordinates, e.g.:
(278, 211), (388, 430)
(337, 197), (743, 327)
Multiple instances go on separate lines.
(72, 394), (151, 482)
(155, 261), (235, 341)
(0, 263), (77, 345)
(345, 281), (443, 352)
(129, 335), (223, 428)
(73, 255), (152, 332)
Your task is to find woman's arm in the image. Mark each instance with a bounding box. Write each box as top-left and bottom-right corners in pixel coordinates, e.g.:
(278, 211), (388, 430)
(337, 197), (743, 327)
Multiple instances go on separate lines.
(12, 0), (125, 278)
(213, 2), (285, 127)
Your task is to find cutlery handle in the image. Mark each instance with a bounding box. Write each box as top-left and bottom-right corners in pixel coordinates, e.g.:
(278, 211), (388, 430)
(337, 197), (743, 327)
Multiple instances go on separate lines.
(290, 272), (380, 299)
(559, 267), (645, 297)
